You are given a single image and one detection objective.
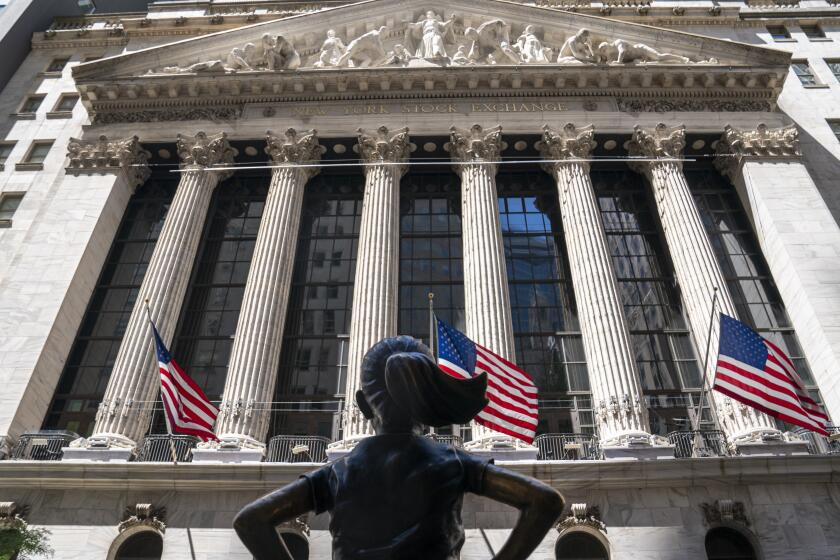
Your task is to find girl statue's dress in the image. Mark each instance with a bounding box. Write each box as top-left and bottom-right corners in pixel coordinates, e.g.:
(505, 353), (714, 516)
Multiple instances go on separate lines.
(234, 336), (563, 560)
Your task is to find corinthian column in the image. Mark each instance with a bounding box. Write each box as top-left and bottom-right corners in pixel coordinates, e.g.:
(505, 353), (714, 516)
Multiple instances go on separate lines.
(342, 126), (410, 441)
(629, 123), (786, 452)
(449, 124), (533, 456)
(66, 132), (236, 461)
(196, 129), (323, 462)
(539, 125), (670, 458)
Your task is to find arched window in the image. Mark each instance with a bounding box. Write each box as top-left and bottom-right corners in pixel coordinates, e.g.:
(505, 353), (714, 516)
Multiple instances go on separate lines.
(114, 530), (163, 560)
(555, 530), (609, 559)
(705, 527), (757, 560)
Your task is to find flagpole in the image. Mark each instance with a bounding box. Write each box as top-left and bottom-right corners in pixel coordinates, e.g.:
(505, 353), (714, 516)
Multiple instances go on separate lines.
(691, 288), (719, 457)
(144, 299), (179, 465)
(428, 292), (436, 437)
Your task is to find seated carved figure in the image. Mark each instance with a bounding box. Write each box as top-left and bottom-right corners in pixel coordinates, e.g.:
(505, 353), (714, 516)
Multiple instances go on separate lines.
(596, 39), (691, 64)
(234, 336), (564, 560)
(557, 29), (596, 63)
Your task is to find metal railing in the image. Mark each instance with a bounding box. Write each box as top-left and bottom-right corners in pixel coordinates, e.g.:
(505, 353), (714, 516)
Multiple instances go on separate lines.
(535, 433), (600, 460)
(668, 430), (729, 458)
(266, 435), (331, 463)
(135, 434), (199, 462)
(793, 426), (840, 456)
(427, 433), (464, 448)
(9, 430), (79, 461)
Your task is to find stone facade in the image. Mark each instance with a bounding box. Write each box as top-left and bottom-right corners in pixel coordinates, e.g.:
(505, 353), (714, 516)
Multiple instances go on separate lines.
(1, 0), (840, 558)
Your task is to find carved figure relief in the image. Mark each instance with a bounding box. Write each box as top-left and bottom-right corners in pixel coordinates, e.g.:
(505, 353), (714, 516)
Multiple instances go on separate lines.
(147, 11), (723, 74)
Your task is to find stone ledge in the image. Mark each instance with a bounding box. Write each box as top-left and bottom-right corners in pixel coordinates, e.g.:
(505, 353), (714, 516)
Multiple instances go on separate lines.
(0, 454), (838, 491)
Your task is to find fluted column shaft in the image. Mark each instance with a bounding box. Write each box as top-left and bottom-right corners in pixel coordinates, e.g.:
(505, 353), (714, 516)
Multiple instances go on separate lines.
(90, 132), (236, 448)
(216, 129), (322, 446)
(344, 127), (409, 438)
(631, 124), (777, 441)
(540, 124), (651, 444)
(450, 125), (515, 443)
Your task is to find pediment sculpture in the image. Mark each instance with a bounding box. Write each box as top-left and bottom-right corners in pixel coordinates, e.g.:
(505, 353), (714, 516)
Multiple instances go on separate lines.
(147, 11), (718, 75)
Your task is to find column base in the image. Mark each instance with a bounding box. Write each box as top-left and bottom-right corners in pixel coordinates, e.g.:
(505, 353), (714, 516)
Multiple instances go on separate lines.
(601, 432), (675, 461)
(326, 435), (370, 461)
(61, 434), (137, 462)
(191, 436), (266, 463)
(463, 434), (538, 461)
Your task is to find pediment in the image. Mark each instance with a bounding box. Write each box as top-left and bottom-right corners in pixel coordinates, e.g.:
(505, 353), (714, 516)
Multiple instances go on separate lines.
(72, 0), (791, 122)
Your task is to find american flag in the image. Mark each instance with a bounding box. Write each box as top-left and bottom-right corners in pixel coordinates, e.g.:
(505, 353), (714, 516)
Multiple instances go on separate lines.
(436, 318), (538, 443)
(152, 323), (219, 441)
(713, 314), (829, 436)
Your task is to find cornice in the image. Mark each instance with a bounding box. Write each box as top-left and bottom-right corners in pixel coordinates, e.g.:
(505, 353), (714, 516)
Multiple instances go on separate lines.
(0, 455), (838, 492)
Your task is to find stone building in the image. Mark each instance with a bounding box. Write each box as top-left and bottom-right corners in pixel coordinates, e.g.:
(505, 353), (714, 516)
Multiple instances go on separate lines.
(1, 0), (840, 558)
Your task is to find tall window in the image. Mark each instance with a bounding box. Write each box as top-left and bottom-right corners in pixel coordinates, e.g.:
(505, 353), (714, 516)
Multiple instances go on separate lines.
(0, 141), (15, 166)
(829, 120), (840, 142)
(497, 169), (592, 435)
(399, 170), (464, 341)
(688, 168), (825, 423)
(169, 176), (267, 405)
(792, 61), (818, 85)
(0, 192), (23, 226)
(827, 60), (840, 83)
(767, 25), (791, 41)
(593, 167), (706, 435)
(43, 179), (175, 436)
(269, 171), (364, 439)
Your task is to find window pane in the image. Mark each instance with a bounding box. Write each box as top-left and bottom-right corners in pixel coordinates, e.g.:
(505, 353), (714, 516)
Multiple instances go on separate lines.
(47, 57), (69, 72)
(792, 63), (816, 85)
(801, 25), (824, 39)
(767, 26), (790, 40)
(21, 96), (43, 112)
(0, 143), (14, 163)
(56, 95), (78, 111)
(26, 141), (53, 163)
(0, 193), (23, 220)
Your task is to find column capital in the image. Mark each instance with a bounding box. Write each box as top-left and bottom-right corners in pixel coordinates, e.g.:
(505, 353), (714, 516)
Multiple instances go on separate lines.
(714, 123), (800, 179)
(66, 135), (151, 188)
(176, 131), (238, 179)
(628, 123), (685, 176)
(266, 128), (324, 178)
(538, 124), (595, 173)
(449, 124), (503, 176)
(356, 126), (410, 175)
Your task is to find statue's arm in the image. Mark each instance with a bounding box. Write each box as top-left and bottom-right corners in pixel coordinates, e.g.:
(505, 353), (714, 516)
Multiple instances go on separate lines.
(479, 464), (564, 560)
(233, 478), (315, 560)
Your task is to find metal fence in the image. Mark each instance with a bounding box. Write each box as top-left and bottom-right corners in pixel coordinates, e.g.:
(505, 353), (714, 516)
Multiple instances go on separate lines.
(793, 426), (840, 456)
(135, 434), (199, 462)
(427, 433), (464, 448)
(266, 435), (331, 463)
(9, 430), (79, 461)
(534, 433), (600, 460)
(668, 430), (729, 458)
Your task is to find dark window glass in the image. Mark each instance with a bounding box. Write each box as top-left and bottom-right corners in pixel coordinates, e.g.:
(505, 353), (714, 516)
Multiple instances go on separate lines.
(167, 176), (268, 409)
(828, 60), (840, 83)
(555, 531), (609, 559)
(0, 193), (23, 221)
(43, 179), (176, 435)
(498, 169), (592, 436)
(269, 171), (364, 439)
(801, 25), (825, 39)
(0, 142), (15, 164)
(593, 167), (707, 435)
(25, 141), (53, 163)
(46, 57), (69, 72)
(830, 120), (840, 142)
(55, 94), (78, 112)
(115, 531), (163, 559)
(20, 95), (44, 113)
(705, 527), (756, 560)
(767, 25), (791, 40)
(688, 168), (826, 425)
(792, 62), (817, 85)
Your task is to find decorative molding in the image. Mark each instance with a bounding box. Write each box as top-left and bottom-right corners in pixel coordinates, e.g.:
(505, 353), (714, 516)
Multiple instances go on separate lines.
(557, 503), (607, 533)
(176, 131), (238, 175)
(66, 135), (151, 187)
(93, 106), (242, 124)
(629, 123), (687, 159)
(537, 123), (595, 173)
(265, 128), (324, 177)
(617, 98), (773, 113)
(700, 499), (750, 527)
(118, 504), (166, 534)
(449, 124), (503, 175)
(356, 126), (410, 173)
(714, 123), (800, 178)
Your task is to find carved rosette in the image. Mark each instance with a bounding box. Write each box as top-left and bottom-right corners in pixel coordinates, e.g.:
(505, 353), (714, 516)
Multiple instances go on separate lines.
(714, 123), (800, 178)
(449, 124), (503, 176)
(265, 128), (324, 178)
(356, 126), (410, 175)
(66, 135), (151, 187)
(176, 131), (238, 179)
(538, 123), (595, 173)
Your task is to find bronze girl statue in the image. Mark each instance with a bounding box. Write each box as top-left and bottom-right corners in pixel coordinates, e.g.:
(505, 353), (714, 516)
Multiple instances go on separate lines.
(234, 336), (564, 559)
